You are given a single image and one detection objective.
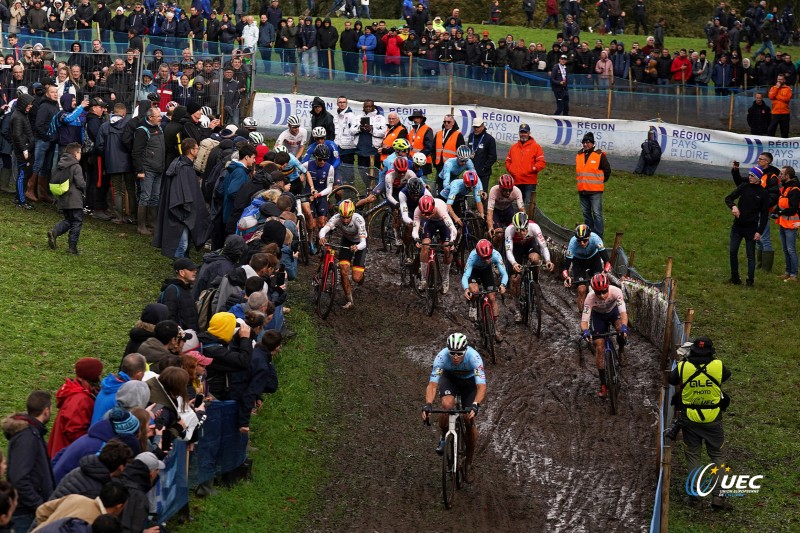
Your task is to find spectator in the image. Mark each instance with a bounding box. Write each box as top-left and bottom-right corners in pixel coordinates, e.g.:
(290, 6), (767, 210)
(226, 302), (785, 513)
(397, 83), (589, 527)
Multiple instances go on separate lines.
(407, 109), (434, 178)
(117, 453), (165, 533)
(575, 132), (611, 238)
(123, 305), (170, 357)
(712, 53), (732, 95)
(653, 17), (666, 49)
(198, 312), (253, 401)
(309, 97), (335, 141)
(157, 259), (199, 330)
(258, 14), (277, 65)
(230, 330), (281, 433)
(747, 93), (771, 135)
(725, 165), (771, 285)
(550, 54), (570, 115)
(131, 106), (166, 236)
(32, 480), (128, 532)
(96, 103), (134, 225)
(734, 151), (780, 272)
(0, 481), (17, 532)
(352, 99), (386, 184)
(634, 127), (662, 176)
(10, 93), (35, 210)
(434, 114), (464, 175)
(2, 391), (55, 533)
(633, 0), (648, 34)
(541, 0), (559, 28)
(767, 73), (791, 138)
(137, 320), (185, 366)
(468, 119), (497, 194)
(49, 439), (132, 501)
(29, 84), (60, 204)
(776, 166), (800, 282)
(47, 358), (104, 459)
(594, 50), (613, 88)
(193, 235), (248, 300)
(505, 123), (546, 217)
(692, 50), (712, 91)
(670, 48), (692, 84)
(299, 16), (319, 78)
(93, 353), (148, 424)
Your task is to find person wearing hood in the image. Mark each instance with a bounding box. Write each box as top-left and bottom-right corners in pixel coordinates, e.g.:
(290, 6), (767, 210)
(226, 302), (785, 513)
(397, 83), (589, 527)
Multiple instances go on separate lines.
(135, 70), (157, 102)
(299, 16), (319, 78)
(49, 439), (132, 501)
(55, 93), (87, 156)
(2, 391), (54, 533)
(222, 143), (258, 230)
(11, 93), (36, 210)
(46, 143), (86, 255)
(93, 353), (147, 424)
(612, 42), (629, 79)
(118, 453), (165, 533)
(163, 105), (188, 167)
(193, 234), (248, 299)
(96, 102), (134, 225)
(317, 17), (339, 72)
(47, 358), (104, 458)
(310, 96), (335, 141)
(137, 320), (185, 365)
(634, 127), (662, 176)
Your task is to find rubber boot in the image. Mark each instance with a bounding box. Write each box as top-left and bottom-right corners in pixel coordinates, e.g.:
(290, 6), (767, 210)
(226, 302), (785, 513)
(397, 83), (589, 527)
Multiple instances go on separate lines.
(112, 194), (125, 224)
(67, 242), (79, 255)
(25, 172), (39, 202)
(37, 173), (54, 203)
(146, 206), (159, 232)
(761, 251), (774, 273)
(756, 248), (763, 269)
(0, 168), (14, 193)
(195, 479), (218, 497)
(137, 206), (152, 235)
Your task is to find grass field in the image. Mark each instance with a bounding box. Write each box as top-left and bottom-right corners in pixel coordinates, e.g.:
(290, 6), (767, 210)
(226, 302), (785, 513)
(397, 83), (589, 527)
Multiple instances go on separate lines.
(0, 154), (797, 532)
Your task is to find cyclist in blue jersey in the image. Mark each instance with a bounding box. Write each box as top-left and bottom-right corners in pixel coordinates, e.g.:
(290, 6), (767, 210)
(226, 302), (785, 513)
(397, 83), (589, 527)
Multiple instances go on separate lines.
(422, 332), (486, 484)
(274, 145), (311, 196)
(439, 145), (476, 196)
(462, 239), (508, 326)
(446, 170), (485, 226)
(302, 144), (336, 249)
(562, 224), (612, 312)
(301, 126), (341, 172)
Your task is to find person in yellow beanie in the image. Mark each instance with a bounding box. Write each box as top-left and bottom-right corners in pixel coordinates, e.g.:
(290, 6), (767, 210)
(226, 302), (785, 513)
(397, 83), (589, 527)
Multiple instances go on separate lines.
(207, 312), (238, 343)
(197, 312), (253, 402)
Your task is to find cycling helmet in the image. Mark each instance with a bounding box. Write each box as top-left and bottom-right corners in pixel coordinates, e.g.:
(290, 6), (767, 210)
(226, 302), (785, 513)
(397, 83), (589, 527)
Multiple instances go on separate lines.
(242, 116), (258, 129)
(166, 100), (178, 110)
(456, 145), (473, 161)
(512, 212), (529, 232)
(16, 86), (28, 96)
(499, 174), (514, 190)
(287, 115), (301, 127)
(575, 224), (591, 240)
(392, 138), (411, 152)
(463, 170), (479, 188)
(339, 199), (356, 218)
(313, 143), (330, 160)
(590, 273), (610, 292)
(447, 332), (468, 353)
(476, 238), (493, 259)
(412, 152), (427, 166)
(273, 145), (289, 153)
(406, 177), (424, 196)
(146, 92), (160, 102)
(312, 126), (327, 138)
(393, 157), (409, 173)
(418, 195), (435, 216)
(201, 106), (214, 117)
(249, 131), (265, 145)
(199, 115), (211, 128)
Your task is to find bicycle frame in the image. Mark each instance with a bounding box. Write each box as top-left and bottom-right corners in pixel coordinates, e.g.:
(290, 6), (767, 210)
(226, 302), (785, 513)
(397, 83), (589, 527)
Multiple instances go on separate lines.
(589, 330), (622, 414)
(427, 397), (472, 509)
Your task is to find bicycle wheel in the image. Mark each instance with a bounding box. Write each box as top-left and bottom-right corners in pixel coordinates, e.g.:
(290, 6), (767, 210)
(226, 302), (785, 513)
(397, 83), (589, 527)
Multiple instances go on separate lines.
(519, 278), (530, 327)
(380, 209), (394, 252)
(483, 303), (496, 364)
(442, 433), (456, 509)
(456, 232), (478, 273)
(425, 256), (439, 316)
(399, 246), (409, 287)
(298, 217), (310, 266)
(531, 281), (543, 338)
(606, 344), (620, 415)
(316, 264), (337, 320)
(328, 184), (360, 209)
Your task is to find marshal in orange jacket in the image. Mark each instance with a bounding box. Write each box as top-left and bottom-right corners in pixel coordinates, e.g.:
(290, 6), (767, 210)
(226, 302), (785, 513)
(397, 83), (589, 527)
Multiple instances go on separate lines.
(505, 137), (546, 185)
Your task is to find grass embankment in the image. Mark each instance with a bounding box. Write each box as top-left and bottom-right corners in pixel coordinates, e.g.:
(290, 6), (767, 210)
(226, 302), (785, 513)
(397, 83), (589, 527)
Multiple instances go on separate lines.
(0, 203), (332, 533)
(535, 166), (799, 532)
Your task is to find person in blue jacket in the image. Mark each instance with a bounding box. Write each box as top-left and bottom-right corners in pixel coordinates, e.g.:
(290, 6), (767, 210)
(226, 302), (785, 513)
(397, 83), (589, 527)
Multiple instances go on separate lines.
(357, 25), (377, 77)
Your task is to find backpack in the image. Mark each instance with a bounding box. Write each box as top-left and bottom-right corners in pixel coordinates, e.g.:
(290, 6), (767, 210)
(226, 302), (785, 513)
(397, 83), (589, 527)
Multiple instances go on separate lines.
(195, 286), (219, 332)
(203, 153), (232, 204)
(158, 283), (180, 305)
(643, 140), (662, 165)
(194, 137), (220, 173)
(46, 110), (66, 142)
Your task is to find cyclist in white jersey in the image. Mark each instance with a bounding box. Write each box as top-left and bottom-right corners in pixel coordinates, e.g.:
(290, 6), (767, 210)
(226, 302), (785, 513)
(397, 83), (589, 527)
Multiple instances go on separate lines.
(505, 212), (553, 322)
(488, 174), (524, 250)
(275, 115), (308, 159)
(318, 199), (368, 309)
(413, 195), (457, 293)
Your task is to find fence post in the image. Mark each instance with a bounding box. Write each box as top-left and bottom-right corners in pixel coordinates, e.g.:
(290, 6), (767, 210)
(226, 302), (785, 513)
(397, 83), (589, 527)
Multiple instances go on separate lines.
(449, 69), (454, 114)
(625, 249), (635, 277)
(608, 231), (624, 273)
(504, 68), (508, 100)
(676, 83), (681, 124)
(328, 49), (333, 80)
(628, 67), (632, 92)
(660, 444), (672, 533)
(606, 79), (612, 119)
(660, 278), (677, 371)
(728, 93), (735, 131)
(682, 307), (695, 346)
(293, 60), (299, 94)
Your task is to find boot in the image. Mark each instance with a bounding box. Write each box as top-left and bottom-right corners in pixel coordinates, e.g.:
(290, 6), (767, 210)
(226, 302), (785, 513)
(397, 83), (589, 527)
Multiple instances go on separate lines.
(37, 173), (54, 203)
(112, 194), (125, 224)
(67, 242), (79, 255)
(756, 248), (763, 268)
(25, 173), (39, 202)
(195, 479), (218, 497)
(146, 206), (159, 231)
(0, 168), (14, 193)
(137, 206), (152, 235)
(761, 251), (774, 273)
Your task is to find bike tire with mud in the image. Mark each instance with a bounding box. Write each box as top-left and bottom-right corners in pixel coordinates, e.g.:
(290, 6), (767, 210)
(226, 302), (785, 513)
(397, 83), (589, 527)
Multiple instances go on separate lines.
(532, 281), (543, 338)
(425, 255), (439, 316)
(520, 278), (530, 327)
(606, 344), (620, 415)
(442, 433), (456, 509)
(380, 209), (394, 252)
(483, 303), (496, 364)
(298, 216), (310, 266)
(317, 264), (337, 320)
(455, 417), (467, 490)
(400, 246), (409, 287)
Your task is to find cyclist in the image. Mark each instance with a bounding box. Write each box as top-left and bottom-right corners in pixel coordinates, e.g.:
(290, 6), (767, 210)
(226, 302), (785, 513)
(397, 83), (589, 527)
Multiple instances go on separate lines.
(413, 195), (457, 293)
(421, 332), (486, 484)
(302, 144), (336, 250)
(274, 115), (308, 159)
(505, 212), (554, 323)
(462, 239), (508, 327)
(562, 224), (611, 312)
(411, 151), (432, 187)
(273, 145), (312, 196)
(488, 174), (524, 250)
(240, 116), (258, 134)
(580, 273), (629, 398)
(439, 145), (476, 196)
(301, 126), (341, 172)
(446, 170), (485, 228)
(377, 138), (412, 185)
(399, 177), (432, 254)
(318, 199), (368, 310)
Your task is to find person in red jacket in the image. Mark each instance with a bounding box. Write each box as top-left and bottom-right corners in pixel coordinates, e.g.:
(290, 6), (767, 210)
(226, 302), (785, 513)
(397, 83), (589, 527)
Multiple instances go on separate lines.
(670, 48), (692, 84)
(382, 27), (403, 82)
(47, 358), (104, 459)
(505, 123), (546, 219)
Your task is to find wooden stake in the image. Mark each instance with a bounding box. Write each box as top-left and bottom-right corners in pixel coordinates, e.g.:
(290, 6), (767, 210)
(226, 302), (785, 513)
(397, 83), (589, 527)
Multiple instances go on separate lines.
(449, 70), (453, 115)
(328, 49), (333, 80)
(660, 278), (677, 371)
(728, 93), (735, 131)
(606, 81), (612, 119)
(293, 61), (299, 94)
(676, 83), (681, 124)
(626, 249), (635, 277)
(503, 68), (508, 99)
(608, 232), (624, 273)
(628, 67), (632, 92)
(660, 445), (672, 533)
(189, 36), (194, 57)
(682, 307), (695, 345)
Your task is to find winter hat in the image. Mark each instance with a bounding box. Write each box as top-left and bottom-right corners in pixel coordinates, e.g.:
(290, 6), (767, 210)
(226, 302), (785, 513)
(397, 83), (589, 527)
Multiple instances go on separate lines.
(749, 166), (764, 180)
(115, 381), (150, 410)
(136, 452), (166, 471)
(207, 312), (237, 343)
(142, 69), (153, 79)
(220, 124), (238, 138)
(222, 234), (247, 261)
(186, 101), (202, 115)
(582, 132), (595, 144)
(110, 407), (141, 435)
(74, 358), (104, 382)
(140, 303), (170, 325)
(260, 219), (287, 246)
(181, 329), (200, 352)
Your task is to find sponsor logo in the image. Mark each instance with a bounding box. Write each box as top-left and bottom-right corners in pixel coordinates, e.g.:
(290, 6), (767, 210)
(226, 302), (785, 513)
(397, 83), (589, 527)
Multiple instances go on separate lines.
(459, 109), (477, 132)
(686, 463), (764, 498)
(553, 118), (573, 146)
(743, 137), (764, 165)
(651, 126), (668, 153)
(272, 97), (291, 125)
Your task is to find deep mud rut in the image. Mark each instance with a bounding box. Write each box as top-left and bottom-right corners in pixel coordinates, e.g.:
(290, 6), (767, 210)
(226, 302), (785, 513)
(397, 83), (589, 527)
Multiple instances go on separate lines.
(304, 244), (660, 533)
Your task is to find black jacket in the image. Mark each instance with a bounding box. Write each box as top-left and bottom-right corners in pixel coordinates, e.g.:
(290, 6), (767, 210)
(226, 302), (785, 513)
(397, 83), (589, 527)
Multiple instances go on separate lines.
(747, 101), (771, 136)
(230, 345), (278, 428)
(725, 181), (771, 233)
(467, 130), (497, 179)
(317, 20), (338, 49)
(340, 28), (359, 53)
(159, 277), (198, 331)
(10, 94), (35, 159)
(131, 120), (166, 174)
(192, 236), (247, 300)
(2, 414), (55, 514)
(732, 164), (780, 207)
(163, 107), (188, 166)
(310, 96), (335, 140)
(118, 459), (153, 533)
(34, 96), (60, 141)
(198, 331), (253, 401)
(49, 454), (112, 501)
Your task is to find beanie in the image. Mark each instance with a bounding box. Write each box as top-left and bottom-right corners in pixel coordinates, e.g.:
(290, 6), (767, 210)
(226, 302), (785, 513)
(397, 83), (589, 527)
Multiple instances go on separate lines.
(115, 381), (151, 411)
(110, 407), (140, 435)
(260, 219), (287, 246)
(186, 101), (202, 115)
(74, 357), (104, 382)
(207, 312), (237, 343)
(749, 166), (764, 180)
(140, 303), (170, 325)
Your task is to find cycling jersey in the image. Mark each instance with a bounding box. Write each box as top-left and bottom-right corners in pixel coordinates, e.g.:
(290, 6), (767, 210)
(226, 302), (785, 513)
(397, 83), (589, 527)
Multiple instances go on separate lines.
(374, 154), (412, 193)
(429, 347), (486, 384)
(319, 212), (368, 250)
(566, 233), (605, 260)
(300, 160), (334, 198)
(445, 179), (483, 206)
(438, 158), (475, 194)
(581, 285), (626, 324)
(461, 249), (509, 290)
(300, 140), (341, 169)
(412, 198), (457, 241)
(384, 169), (417, 206)
(281, 153), (307, 183)
(504, 221), (550, 264)
(275, 127), (308, 156)
(399, 187), (432, 225)
(564, 232), (610, 275)
(487, 185), (524, 212)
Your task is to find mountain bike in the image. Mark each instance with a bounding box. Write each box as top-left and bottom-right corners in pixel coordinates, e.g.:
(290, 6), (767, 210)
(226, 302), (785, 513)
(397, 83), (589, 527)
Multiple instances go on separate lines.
(519, 263), (545, 337)
(472, 289), (498, 364)
(425, 397), (472, 509)
(294, 192), (314, 266)
(311, 243), (349, 319)
(398, 226), (415, 288)
(589, 329), (624, 415)
(419, 242), (447, 316)
(453, 198), (487, 272)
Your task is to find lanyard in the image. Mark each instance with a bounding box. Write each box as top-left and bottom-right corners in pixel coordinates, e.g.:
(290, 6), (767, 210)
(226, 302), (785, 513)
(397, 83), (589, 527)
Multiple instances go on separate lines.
(472, 133), (484, 152)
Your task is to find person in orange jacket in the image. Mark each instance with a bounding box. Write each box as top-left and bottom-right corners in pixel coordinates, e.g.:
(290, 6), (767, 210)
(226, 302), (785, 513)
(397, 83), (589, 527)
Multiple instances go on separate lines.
(767, 73), (792, 138)
(504, 123), (546, 219)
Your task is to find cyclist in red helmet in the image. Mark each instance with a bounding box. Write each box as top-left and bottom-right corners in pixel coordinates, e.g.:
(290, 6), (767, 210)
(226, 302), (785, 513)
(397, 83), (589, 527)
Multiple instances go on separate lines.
(580, 273), (629, 398)
(413, 195), (457, 292)
(462, 238), (508, 328)
(487, 173), (524, 250)
(444, 169), (486, 229)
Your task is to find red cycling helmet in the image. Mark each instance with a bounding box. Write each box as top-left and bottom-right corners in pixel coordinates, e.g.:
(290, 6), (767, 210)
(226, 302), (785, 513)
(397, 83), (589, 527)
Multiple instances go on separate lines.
(463, 170), (479, 188)
(419, 195), (435, 216)
(393, 157), (409, 173)
(498, 174), (514, 190)
(590, 273), (610, 292)
(476, 239), (493, 259)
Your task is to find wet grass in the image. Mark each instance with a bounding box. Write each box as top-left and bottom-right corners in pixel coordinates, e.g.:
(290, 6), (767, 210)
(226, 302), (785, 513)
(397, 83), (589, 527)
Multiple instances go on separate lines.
(0, 201), (332, 533)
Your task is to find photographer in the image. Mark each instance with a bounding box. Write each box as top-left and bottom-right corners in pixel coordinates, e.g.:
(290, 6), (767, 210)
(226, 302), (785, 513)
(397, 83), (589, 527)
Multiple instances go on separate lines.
(668, 337), (732, 510)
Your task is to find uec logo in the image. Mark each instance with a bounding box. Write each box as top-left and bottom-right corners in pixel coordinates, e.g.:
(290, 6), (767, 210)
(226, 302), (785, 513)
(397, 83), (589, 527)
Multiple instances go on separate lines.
(686, 463), (764, 497)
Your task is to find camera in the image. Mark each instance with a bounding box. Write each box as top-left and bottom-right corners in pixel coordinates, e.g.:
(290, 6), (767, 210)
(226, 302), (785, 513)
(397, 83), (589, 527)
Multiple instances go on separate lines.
(664, 419), (682, 440)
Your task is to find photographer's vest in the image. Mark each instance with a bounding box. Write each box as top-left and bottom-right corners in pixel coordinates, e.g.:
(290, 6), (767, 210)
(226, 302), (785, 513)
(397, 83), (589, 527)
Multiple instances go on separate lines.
(679, 359), (723, 423)
(408, 123), (432, 164)
(575, 149), (605, 193)
(777, 183), (800, 229)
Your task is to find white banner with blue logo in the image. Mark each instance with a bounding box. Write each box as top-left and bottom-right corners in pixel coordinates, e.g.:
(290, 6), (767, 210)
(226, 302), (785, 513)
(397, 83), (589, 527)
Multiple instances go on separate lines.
(254, 94), (800, 168)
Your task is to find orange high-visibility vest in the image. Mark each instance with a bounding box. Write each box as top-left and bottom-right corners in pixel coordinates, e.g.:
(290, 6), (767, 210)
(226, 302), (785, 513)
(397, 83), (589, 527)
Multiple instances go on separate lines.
(435, 129), (459, 166)
(381, 125), (407, 162)
(777, 185), (800, 229)
(576, 150), (605, 193)
(408, 124), (432, 164)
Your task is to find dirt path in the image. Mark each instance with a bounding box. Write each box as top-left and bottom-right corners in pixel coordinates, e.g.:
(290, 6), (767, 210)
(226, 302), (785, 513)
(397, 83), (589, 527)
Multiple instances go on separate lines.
(305, 248), (660, 532)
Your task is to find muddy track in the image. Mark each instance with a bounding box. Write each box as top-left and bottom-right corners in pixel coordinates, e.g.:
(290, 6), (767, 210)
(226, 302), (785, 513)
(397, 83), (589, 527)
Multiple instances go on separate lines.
(304, 245), (659, 532)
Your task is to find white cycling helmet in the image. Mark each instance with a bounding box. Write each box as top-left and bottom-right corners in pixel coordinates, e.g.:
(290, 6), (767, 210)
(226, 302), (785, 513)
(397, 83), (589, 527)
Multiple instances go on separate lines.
(287, 115), (301, 127)
(412, 152), (427, 166)
(201, 106), (214, 117)
(242, 116), (258, 129)
(447, 333), (468, 353)
(198, 115), (210, 128)
(312, 126), (327, 138)
(16, 86), (28, 96)
(249, 131), (264, 145)
(166, 101), (179, 111)
(273, 144), (288, 153)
